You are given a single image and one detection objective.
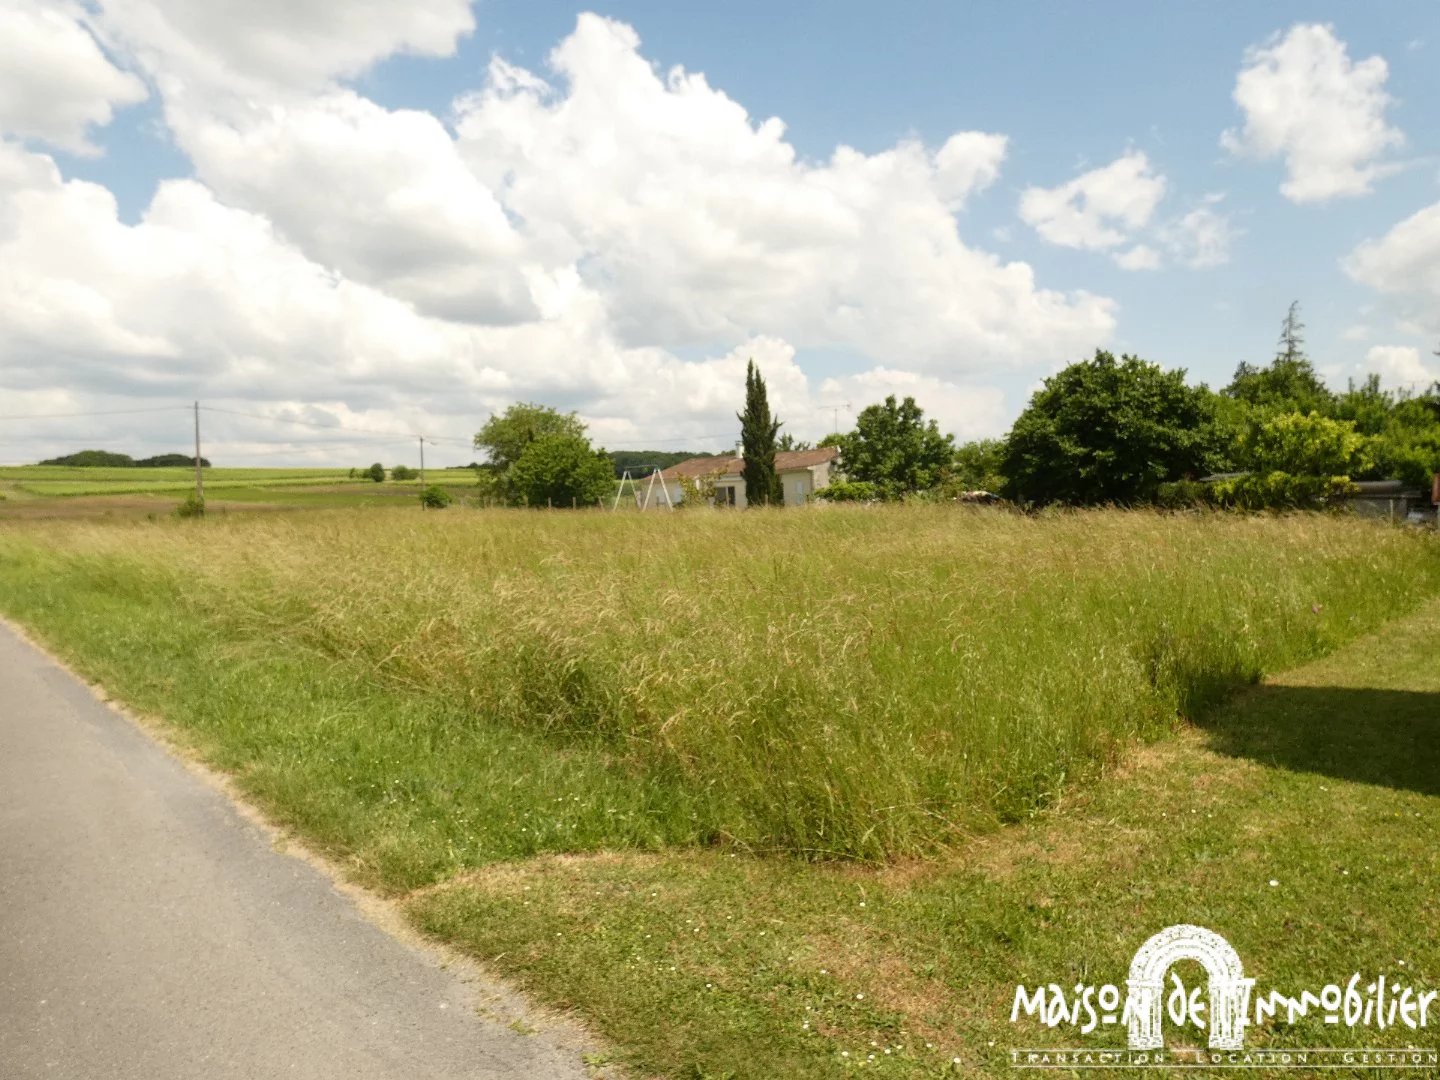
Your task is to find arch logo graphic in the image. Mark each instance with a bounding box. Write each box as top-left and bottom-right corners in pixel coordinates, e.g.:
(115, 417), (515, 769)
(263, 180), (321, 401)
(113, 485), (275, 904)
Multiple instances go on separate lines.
(1007, 924), (1440, 1070)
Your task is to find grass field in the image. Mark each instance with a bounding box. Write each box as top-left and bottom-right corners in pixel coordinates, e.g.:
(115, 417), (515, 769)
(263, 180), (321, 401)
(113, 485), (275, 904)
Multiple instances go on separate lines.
(0, 505), (1436, 1076)
(0, 464), (482, 512)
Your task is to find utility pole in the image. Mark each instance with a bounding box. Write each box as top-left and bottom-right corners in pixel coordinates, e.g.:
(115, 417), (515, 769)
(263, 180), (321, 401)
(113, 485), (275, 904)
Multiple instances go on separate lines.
(192, 401), (204, 506)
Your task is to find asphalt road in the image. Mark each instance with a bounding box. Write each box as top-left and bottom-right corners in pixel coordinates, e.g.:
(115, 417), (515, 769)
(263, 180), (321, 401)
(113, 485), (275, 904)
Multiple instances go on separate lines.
(0, 620), (593, 1079)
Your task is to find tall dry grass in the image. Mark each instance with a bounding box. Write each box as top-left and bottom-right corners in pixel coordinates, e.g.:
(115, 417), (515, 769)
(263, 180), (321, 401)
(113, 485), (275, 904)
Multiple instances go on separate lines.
(3, 504), (1437, 861)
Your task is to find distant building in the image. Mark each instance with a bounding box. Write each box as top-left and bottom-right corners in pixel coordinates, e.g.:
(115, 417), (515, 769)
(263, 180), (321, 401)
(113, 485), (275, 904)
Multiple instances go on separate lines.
(640, 447), (840, 508)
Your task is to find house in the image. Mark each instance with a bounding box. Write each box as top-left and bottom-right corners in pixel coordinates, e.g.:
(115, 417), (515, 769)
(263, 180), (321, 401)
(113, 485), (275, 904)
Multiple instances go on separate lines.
(639, 447), (840, 508)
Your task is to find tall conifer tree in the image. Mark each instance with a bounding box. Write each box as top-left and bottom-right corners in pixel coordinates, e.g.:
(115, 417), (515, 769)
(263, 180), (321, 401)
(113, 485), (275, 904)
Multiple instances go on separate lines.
(737, 359), (782, 506)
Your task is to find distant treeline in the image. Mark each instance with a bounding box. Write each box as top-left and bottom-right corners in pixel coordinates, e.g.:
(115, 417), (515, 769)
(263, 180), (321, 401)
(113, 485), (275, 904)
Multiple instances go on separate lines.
(608, 449), (714, 477)
(456, 449), (714, 478)
(38, 450), (212, 468)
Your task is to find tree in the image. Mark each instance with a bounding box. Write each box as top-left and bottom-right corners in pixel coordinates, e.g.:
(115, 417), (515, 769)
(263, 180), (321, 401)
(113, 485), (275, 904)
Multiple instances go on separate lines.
(38, 450), (135, 467)
(1277, 300), (1305, 364)
(1330, 374), (1392, 436)
(839, 395), (953, 497)
(1001, 350), (1219, 505)
(737, 359), (782, 506)
(1225, 358), (1333, 415)
(366, 462), (386, 483)
(507, 434), (615, 507)
(1237, 411), (1370, 476)
(419, 485), (453, 509)
(951, 439), (1006, 492)
(474, 403), (588, 499)
(391, 464), (417, 481)
(777, 433), (812, 452)
(1223, 303), (1333, 415)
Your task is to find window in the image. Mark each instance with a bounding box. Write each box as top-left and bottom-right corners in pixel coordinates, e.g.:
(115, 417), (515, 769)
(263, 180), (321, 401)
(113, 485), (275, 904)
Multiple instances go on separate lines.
(716, 485), (737, 506)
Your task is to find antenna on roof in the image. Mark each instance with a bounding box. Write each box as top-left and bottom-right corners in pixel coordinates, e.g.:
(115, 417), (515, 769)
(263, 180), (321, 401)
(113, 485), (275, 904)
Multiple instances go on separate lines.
(818, 401), (851, 434)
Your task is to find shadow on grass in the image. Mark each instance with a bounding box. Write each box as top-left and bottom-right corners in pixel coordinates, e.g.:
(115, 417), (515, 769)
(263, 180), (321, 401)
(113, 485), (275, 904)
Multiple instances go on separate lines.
(1196, 684), (1440, 797)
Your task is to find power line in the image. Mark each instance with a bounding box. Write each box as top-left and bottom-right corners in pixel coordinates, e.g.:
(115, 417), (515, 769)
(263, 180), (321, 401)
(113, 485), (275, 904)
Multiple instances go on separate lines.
(0, 405), (188, 422)
(198, 405), (455, 441)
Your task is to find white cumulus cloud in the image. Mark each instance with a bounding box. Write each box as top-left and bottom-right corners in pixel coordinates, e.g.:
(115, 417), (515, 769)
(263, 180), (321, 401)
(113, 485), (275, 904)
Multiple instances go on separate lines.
(817, 368), (1009, 442)
(1346, 201), (1440, 339)
(1157, 196), (1237, 269)
(0, 0), (147, 155)
(0, 10), (1122, 463)
(1221, 24), (1403, 203)
(451, 14), (1107, 367)
(1363, 345), (1439, 389)
(1019, 150), (1167, 253)
(94, 0), (475, 97)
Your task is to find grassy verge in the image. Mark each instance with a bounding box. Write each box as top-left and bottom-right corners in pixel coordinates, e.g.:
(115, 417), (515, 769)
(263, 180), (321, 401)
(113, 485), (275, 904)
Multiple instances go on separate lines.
(1, 507), (1436, 864)
(410, 598), (1440, 1076)
(0, 507), (1436, 1076)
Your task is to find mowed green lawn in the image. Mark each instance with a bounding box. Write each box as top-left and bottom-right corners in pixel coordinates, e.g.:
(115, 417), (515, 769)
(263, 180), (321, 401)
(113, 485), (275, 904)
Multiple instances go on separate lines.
(0, 506), (1435, 1077)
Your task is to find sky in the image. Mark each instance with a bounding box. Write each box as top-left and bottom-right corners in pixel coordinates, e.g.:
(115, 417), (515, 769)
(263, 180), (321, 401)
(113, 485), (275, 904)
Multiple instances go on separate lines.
(3, 1), (1440, 467)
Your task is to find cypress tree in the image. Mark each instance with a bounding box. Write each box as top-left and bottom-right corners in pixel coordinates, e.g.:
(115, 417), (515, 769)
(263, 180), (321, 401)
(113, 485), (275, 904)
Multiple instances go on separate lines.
(737, 359), (783, 506)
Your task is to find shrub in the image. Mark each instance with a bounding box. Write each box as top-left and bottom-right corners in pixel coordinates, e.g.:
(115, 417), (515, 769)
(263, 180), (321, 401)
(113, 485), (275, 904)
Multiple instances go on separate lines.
(366, 463), (386, 483)
(1158, 474), (1359, 512)
(392, 465), (417, 481)
(174, 492), (205, 518)
(419, 485), (452, 509)
(815, 479), (880, 502)
(676, 472), (719, 508)
(1238, 411), (1370, 476)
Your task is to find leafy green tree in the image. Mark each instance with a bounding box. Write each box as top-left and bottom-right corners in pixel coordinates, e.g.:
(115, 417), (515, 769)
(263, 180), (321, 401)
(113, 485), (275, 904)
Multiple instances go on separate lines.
(838, 395), (953, 498)
(366, 462), (386, 483)
(1370, 385), (1440, 488)
(777, 432), (813, 452)
(737, 360), (782, 506)
(1002, 351), (1218, 505)
(1225, 358), (1334, 415)
(38, 450), (136, 467)
(138, 453), (210, 468)
(1329, 374), (1395, 438)
(391, 464), (417, 481)
(507, 434), (615, 508)
(1223, 303), (1333, 415)
(419, 485), (453, 509)
(951, 438), (1005, 492)
(1237, 411), (1370, 476)
(474, 403), (588, 498)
